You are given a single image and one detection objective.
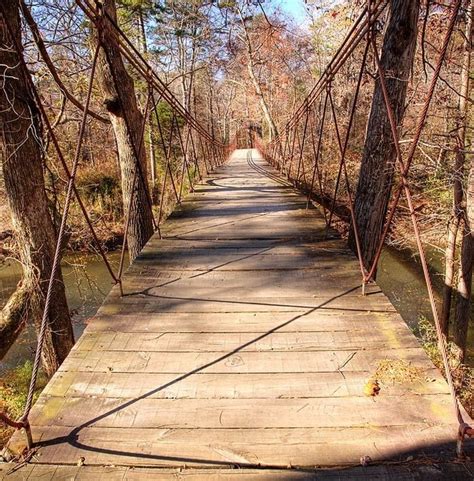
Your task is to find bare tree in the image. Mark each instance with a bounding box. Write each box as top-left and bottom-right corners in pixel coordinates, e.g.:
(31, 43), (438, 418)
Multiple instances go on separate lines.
(236, 3), (279, 141)
(0, 0), (74, 376)
(95, 0), (154, 261)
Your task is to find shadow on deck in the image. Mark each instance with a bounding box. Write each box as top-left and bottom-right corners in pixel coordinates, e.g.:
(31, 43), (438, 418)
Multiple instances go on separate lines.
(2, 149), (473, 480)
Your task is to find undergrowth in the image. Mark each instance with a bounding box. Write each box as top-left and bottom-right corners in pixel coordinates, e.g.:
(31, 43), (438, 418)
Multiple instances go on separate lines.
(0, 361), (47, 448)
(417, 316), (473, 416)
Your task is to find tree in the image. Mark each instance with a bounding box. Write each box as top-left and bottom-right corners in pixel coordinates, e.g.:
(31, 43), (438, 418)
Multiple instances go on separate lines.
(348, 0), (420, 270)
(452, 0), (473, 361)
(95, 0), (154, 261)
(235, 4), (278, 140)
(441, 0), (473, 340)
(0, 0), (74, 376)
(118, 0), (160, 188)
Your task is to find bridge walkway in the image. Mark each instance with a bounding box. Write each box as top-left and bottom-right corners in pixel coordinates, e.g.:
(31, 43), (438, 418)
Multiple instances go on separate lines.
(3, 149), (467, 480)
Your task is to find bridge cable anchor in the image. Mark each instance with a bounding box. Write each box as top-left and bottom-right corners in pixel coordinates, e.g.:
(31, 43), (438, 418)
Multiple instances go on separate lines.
(23, 420), (33, 451)
(457, 422), (473, 458)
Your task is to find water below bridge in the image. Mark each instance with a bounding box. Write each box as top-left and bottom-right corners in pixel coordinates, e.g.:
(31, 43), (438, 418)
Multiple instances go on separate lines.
(2, 149), (472, 479)
(1, 192), (473, 374)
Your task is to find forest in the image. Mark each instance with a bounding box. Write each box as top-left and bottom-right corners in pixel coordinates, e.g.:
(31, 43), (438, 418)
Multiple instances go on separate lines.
(0, 0), (472, 458)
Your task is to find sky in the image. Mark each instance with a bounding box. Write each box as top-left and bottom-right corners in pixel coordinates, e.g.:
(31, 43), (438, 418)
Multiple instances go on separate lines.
(277, 0), (309, 24)
(266, 0), (324, 30)
(270, 0), (345, 27)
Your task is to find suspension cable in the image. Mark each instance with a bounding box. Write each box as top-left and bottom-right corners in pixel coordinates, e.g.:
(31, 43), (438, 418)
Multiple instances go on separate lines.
(260, 0), (471, 457)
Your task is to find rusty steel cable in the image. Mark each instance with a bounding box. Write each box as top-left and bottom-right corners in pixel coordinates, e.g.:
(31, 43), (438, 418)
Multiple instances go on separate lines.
(2, 2), (120, 288)
(307, 95), (329, 223)
(287, 0), (389, 129)
(261, 0), (471, 456)
(116, 89), (154, 285)
(21, 43), (101, 430)
(0, 0), (226, 447)
(153, 104), (181, 208)
(2, 0), (470, 458)
(363, 0), (468, 452)
(324, 34), (371, 281)
(0, 5), (107, 441)
(96, 14), (158, 236)
(19, 0), (108, 124)
(77, 0), (223, 147)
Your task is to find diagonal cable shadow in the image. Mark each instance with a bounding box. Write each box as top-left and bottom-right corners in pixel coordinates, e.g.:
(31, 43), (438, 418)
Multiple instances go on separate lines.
(246, 149), (293, 187)
(164, 211), (272, 238)
(38, 285), (367, 468)
(35, 153), (390, 469)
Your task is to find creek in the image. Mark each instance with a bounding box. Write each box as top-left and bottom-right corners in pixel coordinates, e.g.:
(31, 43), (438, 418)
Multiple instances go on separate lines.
(0, 247), (472, 373)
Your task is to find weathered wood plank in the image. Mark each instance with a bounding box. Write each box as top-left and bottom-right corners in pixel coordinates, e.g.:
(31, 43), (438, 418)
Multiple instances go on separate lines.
(97, 294), (397, 314)
(3, 463), (474, 480)
(72, 328), (422, 353)
(27, 395), (456, 429)
(86, 310), (406, 333)
(117, 270), (370, 300)
(43, 370), (448, 399)
(129, 252), (355, 272)
(57, 347), (438, 374)
(5, 425), (460, 469)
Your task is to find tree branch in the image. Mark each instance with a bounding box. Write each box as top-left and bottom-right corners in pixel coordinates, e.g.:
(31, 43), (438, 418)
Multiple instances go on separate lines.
(20, 0), (108, 123)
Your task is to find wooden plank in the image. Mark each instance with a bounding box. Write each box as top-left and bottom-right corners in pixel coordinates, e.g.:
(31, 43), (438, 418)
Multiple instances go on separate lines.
(3, 464), (474, 481)
(9, 425), (455, 467)
(43, 370), (449, 399)
(57, 347), (438, 374)
(129, 253), (355, 273)
(119, 268), (366, 292)
(124, 284), (379, 301)
(86, 310), (407, 333)
(72, 329), (422, 352)
(140, 238), (344, 251)
(97, 294), (397, 314)
(6, 425), (460, 469)
(27, 395), (456, 429)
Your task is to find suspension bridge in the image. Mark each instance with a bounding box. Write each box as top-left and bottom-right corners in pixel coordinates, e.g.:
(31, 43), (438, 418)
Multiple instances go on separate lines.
(0, 0), (473, 479)
(1, 149), (472, 479)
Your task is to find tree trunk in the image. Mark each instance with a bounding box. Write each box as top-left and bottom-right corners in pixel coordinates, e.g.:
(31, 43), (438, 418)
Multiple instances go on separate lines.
(453, 0), (473, 361)
(441, 216), (460, 335)
(441, 0), (473, 337)
(0, 0), (74, 376)
(138, 7), (157, 192)
(237, 6), (278, 141)
(348, 0), (420, 271)
(95, 0), (154, 261)
(455, 164), (474, 362)
(246, 58), (278, 141)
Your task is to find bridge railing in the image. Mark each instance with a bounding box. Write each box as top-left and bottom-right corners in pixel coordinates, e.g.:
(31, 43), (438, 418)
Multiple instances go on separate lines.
(0, 0), (230, 449)
(258, 0), (472, 455)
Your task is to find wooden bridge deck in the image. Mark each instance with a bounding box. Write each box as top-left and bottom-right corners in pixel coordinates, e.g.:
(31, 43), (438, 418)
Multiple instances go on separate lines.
(3, 149), (470, 479)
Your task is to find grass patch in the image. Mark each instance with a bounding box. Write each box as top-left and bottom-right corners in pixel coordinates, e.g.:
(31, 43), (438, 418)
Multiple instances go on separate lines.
(0, 361), (47, 447)
(374, 359), (423, 385)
